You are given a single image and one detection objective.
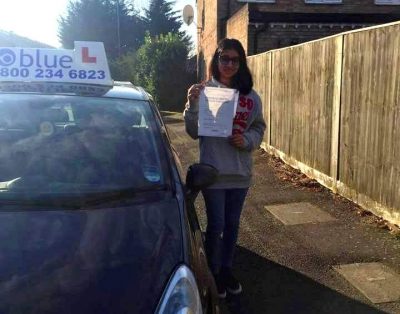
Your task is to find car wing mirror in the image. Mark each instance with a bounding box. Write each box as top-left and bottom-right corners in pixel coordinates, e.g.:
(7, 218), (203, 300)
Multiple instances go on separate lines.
(186, 163), (218, 193)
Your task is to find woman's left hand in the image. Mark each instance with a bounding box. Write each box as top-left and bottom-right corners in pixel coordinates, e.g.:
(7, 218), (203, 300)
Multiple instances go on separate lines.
(228, 134), (246, 149)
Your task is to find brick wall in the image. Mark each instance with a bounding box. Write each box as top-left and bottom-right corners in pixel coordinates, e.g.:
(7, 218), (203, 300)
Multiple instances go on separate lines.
(226, 5), (249, 53)
(198, 0), (219, 79)
(197, 0), (400, 78)
(252, 0), (400, 14)
(198, 0), (249, 79)
(220, 0), (246, 22)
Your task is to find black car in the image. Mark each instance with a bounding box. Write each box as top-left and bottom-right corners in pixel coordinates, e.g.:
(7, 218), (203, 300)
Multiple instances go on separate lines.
(0, 81), (219, 313)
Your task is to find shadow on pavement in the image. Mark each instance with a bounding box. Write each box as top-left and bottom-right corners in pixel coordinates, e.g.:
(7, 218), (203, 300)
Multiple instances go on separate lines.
(219, 246), (384, 314)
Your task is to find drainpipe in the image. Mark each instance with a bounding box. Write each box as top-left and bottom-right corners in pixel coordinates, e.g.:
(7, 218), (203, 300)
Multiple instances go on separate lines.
(223, 0), (231, 39)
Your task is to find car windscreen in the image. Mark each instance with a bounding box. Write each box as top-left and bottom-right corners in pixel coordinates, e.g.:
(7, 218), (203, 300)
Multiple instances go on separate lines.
(0, 93), (170, 200)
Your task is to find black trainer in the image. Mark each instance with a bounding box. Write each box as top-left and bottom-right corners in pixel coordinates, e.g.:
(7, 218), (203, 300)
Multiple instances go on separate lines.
(213, 273), (227, 299)
(221, 267), (242, 295)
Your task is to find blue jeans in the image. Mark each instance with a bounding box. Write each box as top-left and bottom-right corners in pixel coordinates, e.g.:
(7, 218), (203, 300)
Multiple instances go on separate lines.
(202, 188), (249, 274)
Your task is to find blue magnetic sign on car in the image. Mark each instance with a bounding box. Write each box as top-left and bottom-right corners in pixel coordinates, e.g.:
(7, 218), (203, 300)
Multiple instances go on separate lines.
(0, 42), (112, 86)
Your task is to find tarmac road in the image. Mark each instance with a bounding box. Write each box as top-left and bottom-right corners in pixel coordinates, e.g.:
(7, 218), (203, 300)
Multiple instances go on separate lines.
(164, 113), (400, 314)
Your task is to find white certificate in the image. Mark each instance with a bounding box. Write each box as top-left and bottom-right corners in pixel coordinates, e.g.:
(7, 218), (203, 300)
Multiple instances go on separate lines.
(198, 86), (239, 137)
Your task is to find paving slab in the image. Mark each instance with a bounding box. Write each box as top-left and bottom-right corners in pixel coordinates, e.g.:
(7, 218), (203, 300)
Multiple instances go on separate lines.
(334, 262), (400, 304)
(265, 202), (337, 225)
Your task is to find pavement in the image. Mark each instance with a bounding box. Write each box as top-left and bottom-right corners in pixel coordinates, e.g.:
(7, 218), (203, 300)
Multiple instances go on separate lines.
(163, 112), (400, 314)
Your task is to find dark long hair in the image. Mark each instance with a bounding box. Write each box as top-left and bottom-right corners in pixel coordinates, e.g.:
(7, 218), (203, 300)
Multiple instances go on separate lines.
(208, 38), (253, 95)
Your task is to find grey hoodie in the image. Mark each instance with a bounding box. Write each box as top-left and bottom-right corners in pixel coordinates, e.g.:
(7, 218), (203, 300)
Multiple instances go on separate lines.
(183, 78), (266, 189)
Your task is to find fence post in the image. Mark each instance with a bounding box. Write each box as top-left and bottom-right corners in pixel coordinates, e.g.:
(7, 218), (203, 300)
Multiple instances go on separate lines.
(268, 52), (273, 147)
(330, 35), (344, 193)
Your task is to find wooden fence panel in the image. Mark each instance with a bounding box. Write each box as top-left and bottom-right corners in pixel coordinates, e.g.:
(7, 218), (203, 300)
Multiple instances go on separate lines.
(270, 39), (338, 176)
(248, 52), (271, 145)
(270, 48), (291, 155)
(340, 24), (400, 219)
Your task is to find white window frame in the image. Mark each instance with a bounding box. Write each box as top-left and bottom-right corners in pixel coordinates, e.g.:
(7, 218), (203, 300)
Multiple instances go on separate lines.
(375, 0), (400, 5)
(305, 0), (342, 3)
(237, 0), (275, 3)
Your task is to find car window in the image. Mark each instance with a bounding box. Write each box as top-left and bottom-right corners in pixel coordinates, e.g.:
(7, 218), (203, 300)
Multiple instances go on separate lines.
(0, 93), (169, 197)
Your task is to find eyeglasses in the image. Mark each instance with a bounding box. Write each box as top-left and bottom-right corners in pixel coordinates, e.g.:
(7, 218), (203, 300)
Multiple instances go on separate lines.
(218, 55), (240, 67)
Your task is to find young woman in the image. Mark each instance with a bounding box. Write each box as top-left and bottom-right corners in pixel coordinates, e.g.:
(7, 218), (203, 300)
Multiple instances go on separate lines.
(183, 38), (266, 298)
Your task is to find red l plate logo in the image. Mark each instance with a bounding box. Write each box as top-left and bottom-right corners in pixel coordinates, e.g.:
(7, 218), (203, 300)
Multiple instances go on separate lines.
(82, 47), (97, 63)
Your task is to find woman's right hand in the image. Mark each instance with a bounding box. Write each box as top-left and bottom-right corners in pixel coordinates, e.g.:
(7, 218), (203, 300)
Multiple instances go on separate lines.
(187, 83), (204, 104)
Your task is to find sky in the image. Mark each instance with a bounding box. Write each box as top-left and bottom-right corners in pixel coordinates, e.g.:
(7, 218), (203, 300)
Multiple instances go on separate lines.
(0, 0), (197, 48)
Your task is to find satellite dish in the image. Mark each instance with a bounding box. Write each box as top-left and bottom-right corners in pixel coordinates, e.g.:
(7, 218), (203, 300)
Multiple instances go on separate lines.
(183, 5), (194, 26)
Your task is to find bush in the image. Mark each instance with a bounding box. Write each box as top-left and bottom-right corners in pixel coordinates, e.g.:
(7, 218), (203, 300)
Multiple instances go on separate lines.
(109, 50), (136, 82)
(134, 33), (196, 112)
